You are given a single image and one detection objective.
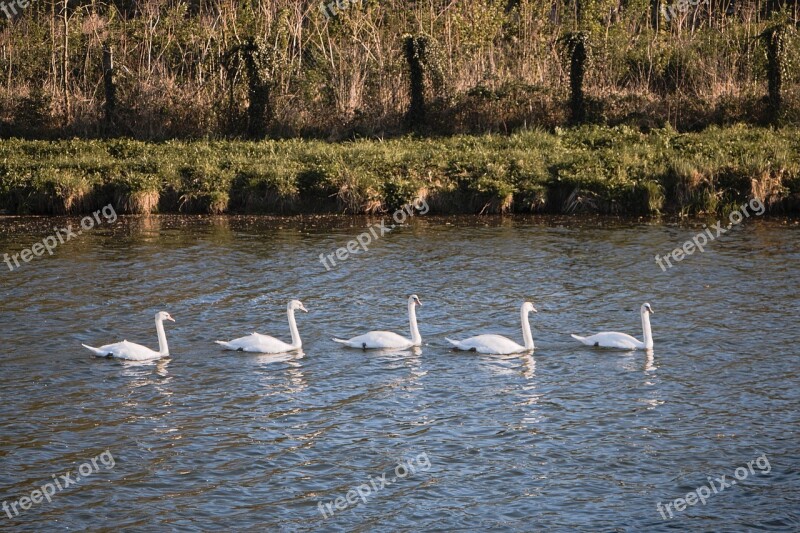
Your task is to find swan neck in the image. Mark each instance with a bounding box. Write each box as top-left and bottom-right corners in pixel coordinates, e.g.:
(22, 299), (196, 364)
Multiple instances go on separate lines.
(408, 301), (421, 346)
(641, 310), (653, 349)
(520, 307), (534, 350)
(287, 308), (301, 348)
(155, 318), (169, 356)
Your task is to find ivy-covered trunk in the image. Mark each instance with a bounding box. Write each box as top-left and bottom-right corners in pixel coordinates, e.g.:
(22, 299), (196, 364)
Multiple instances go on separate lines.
(563, 32), (589, 125)
(224, 38), (273, 139)
(761, 23), (789, 123)
(403, 35), (428, 132)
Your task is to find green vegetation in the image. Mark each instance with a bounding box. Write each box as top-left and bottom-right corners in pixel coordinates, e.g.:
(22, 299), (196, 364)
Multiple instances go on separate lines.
(1, 125), (798, 215)
(0, 1), (798, 139)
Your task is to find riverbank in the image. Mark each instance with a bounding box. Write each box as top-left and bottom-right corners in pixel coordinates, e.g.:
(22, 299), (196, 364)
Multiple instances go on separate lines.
(1, 125), (798, 216)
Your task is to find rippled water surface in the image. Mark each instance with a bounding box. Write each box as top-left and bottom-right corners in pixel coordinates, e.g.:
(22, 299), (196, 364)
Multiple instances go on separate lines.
(1, 214), (798, 532)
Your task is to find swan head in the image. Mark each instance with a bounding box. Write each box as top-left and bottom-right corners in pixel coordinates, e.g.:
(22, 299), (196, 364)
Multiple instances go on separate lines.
(408, 294), (422, 307)
(641, 303), (654, 315)
(521, 301), (537, 313)
(288, 300), (308, 313)
(156, 311), (175, 323)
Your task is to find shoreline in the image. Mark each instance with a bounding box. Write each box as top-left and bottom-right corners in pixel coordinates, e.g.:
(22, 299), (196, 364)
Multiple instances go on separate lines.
(2, 213), (798, 225)
(1, 125), (798, 217)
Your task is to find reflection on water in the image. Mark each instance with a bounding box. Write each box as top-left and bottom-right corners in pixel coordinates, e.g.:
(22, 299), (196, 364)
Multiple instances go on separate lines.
(644, 349), (656, 373)
(0, 215), (798, 531)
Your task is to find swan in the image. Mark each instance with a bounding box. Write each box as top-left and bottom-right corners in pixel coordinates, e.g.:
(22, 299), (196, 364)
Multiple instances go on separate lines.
(215, 300), (308, 353)
(571, 303), (654, 350)
(446, 302), (537, 355)
(332, 295), (422, 349)
(82, 311), (175, 361)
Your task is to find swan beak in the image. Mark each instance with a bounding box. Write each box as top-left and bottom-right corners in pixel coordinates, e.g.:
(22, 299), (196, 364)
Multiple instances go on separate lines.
(416, 300), (422, 307)
(166, 316), (175, 322)
(532, 307), (538, 313)
(300, 305), (308, 313)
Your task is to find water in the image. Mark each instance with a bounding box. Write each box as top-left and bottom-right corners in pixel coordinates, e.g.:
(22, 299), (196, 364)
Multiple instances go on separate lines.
(0, 214), (798, 531)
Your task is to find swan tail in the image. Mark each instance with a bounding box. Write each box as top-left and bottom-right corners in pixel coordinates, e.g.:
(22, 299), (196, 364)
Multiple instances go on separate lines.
(331, 338), (349, 345)
(215, 340), (236, 350)
(82, 343), (107, 356)
(445, 338), (463, 350)
(570, 334), (589, 345)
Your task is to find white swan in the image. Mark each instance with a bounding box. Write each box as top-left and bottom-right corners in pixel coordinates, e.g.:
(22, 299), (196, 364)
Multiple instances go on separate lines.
(215, 300), (308, 353)
(332, 295), (422, 349)
(82, 311), (175, 361)
(571, 303), (654, 350)
(446, 302), (536, 355)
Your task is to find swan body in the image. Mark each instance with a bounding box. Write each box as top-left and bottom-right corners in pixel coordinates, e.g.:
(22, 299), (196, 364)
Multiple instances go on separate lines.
(82, 311), (175, 361)
(333, 295), (422, 350)
(447, 302), (536, 355)
(571, 303), (654, 350)
(216, 300), (307, 354)
(446, 334), (528, 355)
(333, 331), (415, 350)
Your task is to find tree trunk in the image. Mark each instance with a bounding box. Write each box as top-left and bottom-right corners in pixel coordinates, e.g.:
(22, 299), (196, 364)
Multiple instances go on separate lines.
(61, 0), (70, 126)
(103, 45), (116, 130)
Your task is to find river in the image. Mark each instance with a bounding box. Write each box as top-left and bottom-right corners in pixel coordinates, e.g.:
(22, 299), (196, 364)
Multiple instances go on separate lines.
(0, 214), (798, 531)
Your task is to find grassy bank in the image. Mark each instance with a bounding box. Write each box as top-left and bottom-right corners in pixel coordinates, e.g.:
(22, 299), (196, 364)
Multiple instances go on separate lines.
(1, 125), (799, 216)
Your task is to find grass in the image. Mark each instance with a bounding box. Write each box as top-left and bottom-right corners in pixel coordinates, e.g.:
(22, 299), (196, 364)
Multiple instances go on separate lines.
(0, 124), (798, 216)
